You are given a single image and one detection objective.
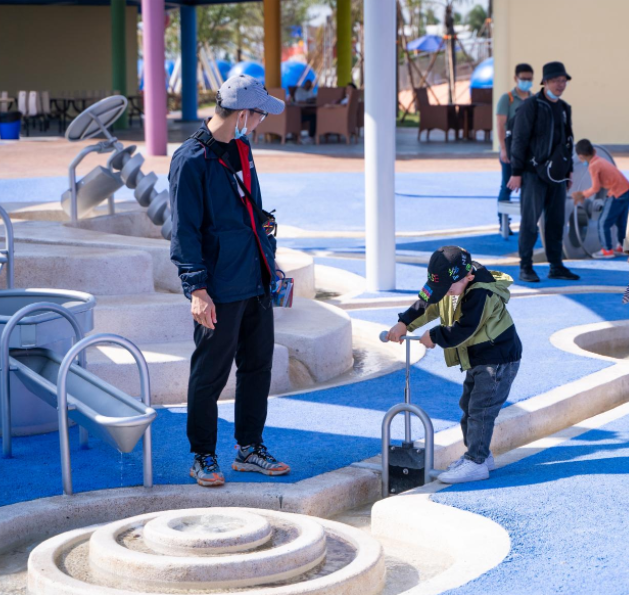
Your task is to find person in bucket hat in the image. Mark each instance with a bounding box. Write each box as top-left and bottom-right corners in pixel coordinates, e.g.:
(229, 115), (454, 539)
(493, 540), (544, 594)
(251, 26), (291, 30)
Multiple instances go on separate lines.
(385, 246), (522, 484)
(168, 75), (289, 488)
(507, 61), (580, 283)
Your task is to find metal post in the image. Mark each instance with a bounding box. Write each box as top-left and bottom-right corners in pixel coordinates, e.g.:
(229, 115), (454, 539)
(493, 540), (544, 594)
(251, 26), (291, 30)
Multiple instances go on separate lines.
(1, 303), (85, 458)
(180, 4), (198, 122)
(404, 336), (412, 444)
(0, 205), (14, 289)
(56, 333), (153, 495)
(364, 0), (397, 291)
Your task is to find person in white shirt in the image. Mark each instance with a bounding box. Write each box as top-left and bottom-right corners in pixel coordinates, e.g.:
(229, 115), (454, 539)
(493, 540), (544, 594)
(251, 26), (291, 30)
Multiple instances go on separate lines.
(294, 80), (315, 103)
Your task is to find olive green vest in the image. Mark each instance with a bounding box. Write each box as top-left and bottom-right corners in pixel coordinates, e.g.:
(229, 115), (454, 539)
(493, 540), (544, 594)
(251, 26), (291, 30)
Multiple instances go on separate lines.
(407, 271), (515, 371)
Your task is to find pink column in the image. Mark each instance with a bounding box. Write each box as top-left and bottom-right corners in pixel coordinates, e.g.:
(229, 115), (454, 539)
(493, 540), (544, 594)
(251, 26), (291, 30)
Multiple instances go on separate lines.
(141, 0), (167, 155)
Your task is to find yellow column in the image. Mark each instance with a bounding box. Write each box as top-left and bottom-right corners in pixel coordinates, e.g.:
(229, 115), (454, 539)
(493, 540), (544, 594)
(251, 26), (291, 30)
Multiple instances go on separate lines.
(263, 0), (281, 88)
(336, 0), (352, 86)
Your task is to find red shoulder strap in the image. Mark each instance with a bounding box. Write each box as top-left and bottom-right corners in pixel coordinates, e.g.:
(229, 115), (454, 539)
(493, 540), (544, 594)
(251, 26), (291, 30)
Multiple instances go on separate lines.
(219, 140), (271, 279)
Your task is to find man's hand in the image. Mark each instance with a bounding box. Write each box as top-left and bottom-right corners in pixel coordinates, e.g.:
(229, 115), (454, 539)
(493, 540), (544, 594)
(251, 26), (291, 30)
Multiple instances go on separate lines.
(420, 330), (435, 349)
(572, 190), (585, 204)
(507, 175), (522, 192)
(386, 322), (407, 344)
(499, 146), (510, 164)
(191, 289), (217, 330)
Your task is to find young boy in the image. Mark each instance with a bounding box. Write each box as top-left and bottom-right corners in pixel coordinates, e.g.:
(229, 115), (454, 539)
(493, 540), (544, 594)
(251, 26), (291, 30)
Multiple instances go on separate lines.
(572, 139), (629, 259)
(386, 246), (522, 484)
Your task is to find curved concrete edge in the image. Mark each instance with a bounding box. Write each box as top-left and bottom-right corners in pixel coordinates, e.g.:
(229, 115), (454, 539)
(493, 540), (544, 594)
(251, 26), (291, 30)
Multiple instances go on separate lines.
(27, 515), (385, 595)
(0, 465), (380, 557)
(267, 318), (424, 400)
(550, 319), (629, 365)
(371, 493), (510, 595)
(314, 264), (366, 304)
(276, 247), (316, 300)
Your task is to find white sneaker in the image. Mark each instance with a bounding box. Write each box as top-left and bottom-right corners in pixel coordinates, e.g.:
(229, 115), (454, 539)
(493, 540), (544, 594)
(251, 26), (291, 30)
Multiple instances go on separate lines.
(448, 452), (494, 471)
(445, 456), (465, 471)
(592, 248), (615, 259)
(438, 458), (489, 484)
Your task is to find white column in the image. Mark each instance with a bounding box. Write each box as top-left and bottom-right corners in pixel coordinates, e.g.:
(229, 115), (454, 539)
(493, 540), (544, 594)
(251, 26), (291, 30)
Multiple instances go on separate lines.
(364, 0), (397, 292)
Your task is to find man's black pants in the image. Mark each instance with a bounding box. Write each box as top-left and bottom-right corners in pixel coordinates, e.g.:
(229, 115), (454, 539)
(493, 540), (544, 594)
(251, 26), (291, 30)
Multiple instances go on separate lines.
(519, 171), (567, 269)
(187, 295), (274, 454)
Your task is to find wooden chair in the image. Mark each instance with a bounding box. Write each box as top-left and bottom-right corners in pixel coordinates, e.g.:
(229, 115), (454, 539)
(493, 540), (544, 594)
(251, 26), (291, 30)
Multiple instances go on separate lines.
(315, 88), (359, 144)
(414, 87), (458, 142)
(316, 86), (346, 107)
(470, 88), (493, 141)
(252, 87), (302, 144)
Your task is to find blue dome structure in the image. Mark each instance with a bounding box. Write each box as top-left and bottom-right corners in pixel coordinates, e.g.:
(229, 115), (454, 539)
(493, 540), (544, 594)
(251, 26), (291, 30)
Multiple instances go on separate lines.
(215, 60), (232, 83)
(470, 57), (494, 89)
(227, 61), (266, 84)
(281, 61), (316, 90)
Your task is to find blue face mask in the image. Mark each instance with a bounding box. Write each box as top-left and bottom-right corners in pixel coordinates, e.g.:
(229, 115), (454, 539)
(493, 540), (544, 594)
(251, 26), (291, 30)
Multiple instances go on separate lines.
(546, 88), (560, 101)
(234, 112), (248, 139)
(517, 79), (533, 92)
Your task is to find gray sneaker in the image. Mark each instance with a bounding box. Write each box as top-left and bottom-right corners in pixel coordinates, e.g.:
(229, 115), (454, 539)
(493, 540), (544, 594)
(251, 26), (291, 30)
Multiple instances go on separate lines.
(232, 444), (290, 476)
(190, 453), (225, 487)
(438, 458), (489, 484)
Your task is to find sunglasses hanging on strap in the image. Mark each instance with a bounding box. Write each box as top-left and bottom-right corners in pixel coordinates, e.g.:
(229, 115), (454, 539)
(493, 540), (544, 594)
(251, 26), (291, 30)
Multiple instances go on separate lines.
(190, 128), (278, 237)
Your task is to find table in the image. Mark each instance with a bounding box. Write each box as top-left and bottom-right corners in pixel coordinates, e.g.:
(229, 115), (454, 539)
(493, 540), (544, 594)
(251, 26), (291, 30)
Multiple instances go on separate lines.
(497, 200), (520, 240)
(454, 103), (476, 140)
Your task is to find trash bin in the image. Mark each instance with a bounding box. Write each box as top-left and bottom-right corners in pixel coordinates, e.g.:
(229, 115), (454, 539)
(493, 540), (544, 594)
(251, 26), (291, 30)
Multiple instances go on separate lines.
(0, 111), (22, 140)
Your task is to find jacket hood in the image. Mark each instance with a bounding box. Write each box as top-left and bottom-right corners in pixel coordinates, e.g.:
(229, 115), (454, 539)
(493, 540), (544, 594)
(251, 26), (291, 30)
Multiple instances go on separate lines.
(467, 265), (513, 303)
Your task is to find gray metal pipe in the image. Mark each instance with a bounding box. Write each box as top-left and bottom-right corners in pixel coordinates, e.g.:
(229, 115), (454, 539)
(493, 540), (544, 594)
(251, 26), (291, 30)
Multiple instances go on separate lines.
(0, 205), (14, 289)
(1, 303), (85, 458)
(379, 332), (436, 498)
(381, 402), (435, 498)
(56, 333), (153, 495)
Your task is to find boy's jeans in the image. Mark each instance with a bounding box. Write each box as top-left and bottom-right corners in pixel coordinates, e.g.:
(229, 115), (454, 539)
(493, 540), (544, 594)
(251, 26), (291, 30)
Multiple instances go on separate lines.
(598, 191), (629, 250)
(460, 361), (520, 464)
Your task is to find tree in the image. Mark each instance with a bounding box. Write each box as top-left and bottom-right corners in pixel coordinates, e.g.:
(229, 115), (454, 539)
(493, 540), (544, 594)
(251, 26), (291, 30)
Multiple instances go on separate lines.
(425, 7), (439, 25)
(465, 4), (488, 35)
(164, 1), (318, 63)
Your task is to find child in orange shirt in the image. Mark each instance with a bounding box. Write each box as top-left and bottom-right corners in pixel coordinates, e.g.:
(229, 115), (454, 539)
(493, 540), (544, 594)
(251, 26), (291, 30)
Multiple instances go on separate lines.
(573, 139), (629, 258)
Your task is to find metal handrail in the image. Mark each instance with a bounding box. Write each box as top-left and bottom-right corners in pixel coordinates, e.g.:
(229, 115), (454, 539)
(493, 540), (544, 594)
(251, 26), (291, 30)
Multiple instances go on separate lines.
(379, 333), (439, 497)
(381, 402), (437, 498)
(67, 136), (119, 223)
(0, 205), (14, 289)
(1, 303), (85, 458)
(56, 333), (153, 496)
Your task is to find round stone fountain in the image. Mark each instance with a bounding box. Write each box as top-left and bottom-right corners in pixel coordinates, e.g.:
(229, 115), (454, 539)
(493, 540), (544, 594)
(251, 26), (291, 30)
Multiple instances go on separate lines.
(27, 507), (385, 595)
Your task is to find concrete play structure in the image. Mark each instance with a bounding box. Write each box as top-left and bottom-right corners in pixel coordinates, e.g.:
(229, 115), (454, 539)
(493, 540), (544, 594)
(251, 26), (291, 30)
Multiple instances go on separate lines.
(61, 96), (172, 240)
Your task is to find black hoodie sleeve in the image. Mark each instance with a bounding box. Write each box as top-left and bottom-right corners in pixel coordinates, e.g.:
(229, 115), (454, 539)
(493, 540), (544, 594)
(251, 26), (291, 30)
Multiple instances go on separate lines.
(429, 289), (490, 348)
(510, 96), (537, 177)
(398, 298), (429, 326)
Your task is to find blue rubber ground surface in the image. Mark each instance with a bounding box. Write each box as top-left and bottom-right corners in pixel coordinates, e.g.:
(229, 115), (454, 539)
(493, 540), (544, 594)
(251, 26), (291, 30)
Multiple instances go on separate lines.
(434, 411), (629, 595)
(1, 292), (624, 507)
(1, 172), (508, 231)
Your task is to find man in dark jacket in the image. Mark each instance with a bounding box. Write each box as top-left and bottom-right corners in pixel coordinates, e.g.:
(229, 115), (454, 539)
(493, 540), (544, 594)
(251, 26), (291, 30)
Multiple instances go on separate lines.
(508, 61), (580, 283)
(169, 75), (290, 487)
